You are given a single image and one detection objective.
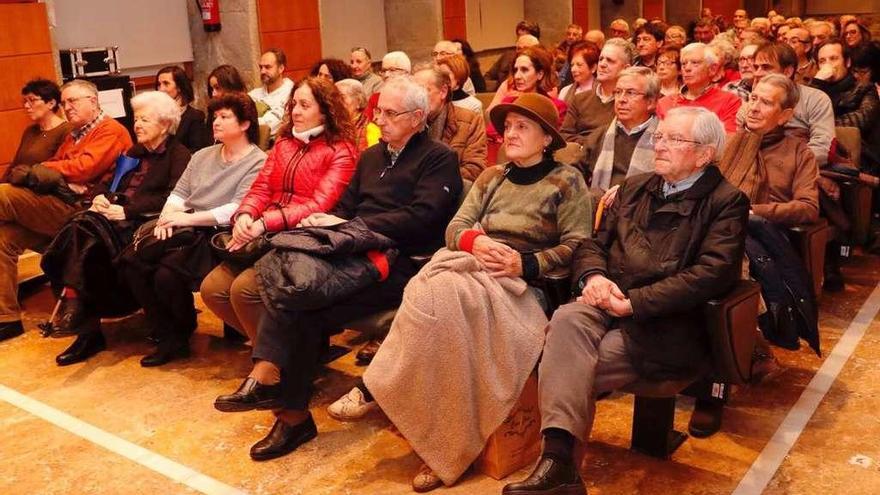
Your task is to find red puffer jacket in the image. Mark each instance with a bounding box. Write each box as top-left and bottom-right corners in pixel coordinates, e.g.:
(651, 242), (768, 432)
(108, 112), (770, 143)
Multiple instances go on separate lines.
(235, 135), (358, 232)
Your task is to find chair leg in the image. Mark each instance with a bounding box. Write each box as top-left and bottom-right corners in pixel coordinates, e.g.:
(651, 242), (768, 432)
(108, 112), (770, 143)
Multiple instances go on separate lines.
(631, 396), (687, 459)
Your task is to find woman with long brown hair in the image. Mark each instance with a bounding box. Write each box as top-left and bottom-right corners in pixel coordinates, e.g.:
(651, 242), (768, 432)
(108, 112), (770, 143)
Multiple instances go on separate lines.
(200, 77), (358, 343)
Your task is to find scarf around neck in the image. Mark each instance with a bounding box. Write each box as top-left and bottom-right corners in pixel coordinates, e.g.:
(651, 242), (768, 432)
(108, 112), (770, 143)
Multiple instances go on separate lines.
(591, 115), (658, 192)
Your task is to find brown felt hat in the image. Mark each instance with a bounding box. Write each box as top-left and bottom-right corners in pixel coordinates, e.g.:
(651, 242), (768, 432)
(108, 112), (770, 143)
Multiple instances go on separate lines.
(489, 93), (566, 151)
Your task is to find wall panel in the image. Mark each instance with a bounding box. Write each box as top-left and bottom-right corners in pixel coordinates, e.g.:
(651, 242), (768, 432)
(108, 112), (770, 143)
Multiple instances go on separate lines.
(256, 0), (322, 80)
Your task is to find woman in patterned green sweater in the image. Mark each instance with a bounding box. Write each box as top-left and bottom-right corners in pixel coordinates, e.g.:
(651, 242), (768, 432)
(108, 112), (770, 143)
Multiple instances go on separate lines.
(328, 93), (592, 493)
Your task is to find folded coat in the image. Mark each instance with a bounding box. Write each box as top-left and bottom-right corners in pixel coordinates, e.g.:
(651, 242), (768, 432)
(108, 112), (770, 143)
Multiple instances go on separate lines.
(255, 218), (398, 313)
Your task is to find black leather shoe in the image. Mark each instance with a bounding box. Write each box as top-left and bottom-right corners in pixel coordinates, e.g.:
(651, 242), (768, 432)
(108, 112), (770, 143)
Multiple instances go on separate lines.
(250, 415), (317, 461)
(140, 340), (190, 367)
(56, 332), (106, 366)
(688, 398), (724, 438)
(0, 320), (24, 342)
(214, 377), (283, 412)
(503, 456), (585, 495)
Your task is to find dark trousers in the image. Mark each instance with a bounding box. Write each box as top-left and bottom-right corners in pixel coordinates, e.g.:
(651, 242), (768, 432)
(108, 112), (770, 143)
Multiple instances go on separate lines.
(252, 256), (417, 410)
(120, 259), (198, 344)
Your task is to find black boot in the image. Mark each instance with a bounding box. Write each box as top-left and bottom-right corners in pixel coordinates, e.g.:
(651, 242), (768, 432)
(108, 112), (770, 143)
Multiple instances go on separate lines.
(140, 338), (190, 367)
(56, 331), (106, 366)
(503, 456), (585, 495)
(687, 398), (724, 438)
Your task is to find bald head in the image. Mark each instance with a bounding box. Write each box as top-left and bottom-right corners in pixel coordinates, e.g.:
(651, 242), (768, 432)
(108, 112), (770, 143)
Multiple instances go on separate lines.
(516, 34), (540, 50)
(585, 30), (605, 48)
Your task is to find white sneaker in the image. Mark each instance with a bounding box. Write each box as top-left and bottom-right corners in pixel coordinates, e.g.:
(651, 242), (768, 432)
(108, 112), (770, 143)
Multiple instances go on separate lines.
(328, 387), (378, 421)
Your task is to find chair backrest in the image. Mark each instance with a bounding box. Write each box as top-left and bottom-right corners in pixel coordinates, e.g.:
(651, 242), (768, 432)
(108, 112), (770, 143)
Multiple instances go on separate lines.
(835, 126), (861, 169)
(475, 92), (495, 111)
(787, 220), (829, 298)
(257, 124), (272, 151)
(703, 280), (761, 385)
(553, 142), (583, 167)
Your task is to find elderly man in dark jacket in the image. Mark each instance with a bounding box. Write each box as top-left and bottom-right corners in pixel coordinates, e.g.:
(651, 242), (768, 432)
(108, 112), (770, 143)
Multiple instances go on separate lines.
(504, 107), (749, 495)
(213, 75), (463, 462)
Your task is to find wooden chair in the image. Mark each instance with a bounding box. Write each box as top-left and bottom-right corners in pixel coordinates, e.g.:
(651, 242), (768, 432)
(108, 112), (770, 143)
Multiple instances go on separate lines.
(835, 126), (872, 246)
(787, 220), (830, 298)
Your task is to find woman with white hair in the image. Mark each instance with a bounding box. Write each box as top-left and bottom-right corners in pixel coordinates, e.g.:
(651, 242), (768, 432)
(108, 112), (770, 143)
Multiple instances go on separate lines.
(42, 91), (193, 366)
(335, 78), (381, 151)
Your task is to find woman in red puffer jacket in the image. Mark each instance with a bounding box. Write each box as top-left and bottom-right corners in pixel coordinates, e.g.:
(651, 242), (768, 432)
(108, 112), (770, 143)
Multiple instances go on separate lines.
(201, 77), (358, 341)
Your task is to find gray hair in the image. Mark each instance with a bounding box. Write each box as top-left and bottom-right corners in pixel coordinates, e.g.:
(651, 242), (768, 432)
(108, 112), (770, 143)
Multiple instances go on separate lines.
(603, 37), (636, 64)
(130, 90), (181, 134)
(708, 38), (738, 69)
(413, 64), (452, 102)
(380, 75), (429, 126)
(617, 66), (659, 100)
(665, 106), (726, 160)
(60, 79), (99, 98)
(382, 51), (412, 73)
(681, 42), (719, 66)
(755, 73), (800, 110)
(335, 78), (367, 110)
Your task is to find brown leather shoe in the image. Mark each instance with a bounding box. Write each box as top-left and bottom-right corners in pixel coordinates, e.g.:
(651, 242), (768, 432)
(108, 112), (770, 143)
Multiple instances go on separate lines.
(355, 339), (383, 366)
(412, 463), (443, 493)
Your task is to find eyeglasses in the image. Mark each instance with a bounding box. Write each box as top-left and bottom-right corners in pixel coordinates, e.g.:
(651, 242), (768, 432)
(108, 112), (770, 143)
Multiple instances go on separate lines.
(380, 67), (408, 76)
(613, 89), (646, 100)
(22, 96), (43, 106)
(431, 50), (455, 58)
(786, 38), (810, 44)
(656, 59), (677, 67)
(374, 107), (416, 120)
(650, 132), (702, 148)
(61, 95), (92, 107)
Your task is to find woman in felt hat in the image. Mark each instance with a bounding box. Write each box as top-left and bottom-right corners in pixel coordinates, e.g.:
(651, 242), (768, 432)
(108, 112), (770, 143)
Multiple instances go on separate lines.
(327, 93), (592, 492)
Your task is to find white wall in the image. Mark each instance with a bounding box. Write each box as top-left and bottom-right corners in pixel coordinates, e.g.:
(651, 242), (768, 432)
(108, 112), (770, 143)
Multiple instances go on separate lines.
(466, 0), (525, 51)
(49, 0), (193, 76)
(320, 0), (388, 61)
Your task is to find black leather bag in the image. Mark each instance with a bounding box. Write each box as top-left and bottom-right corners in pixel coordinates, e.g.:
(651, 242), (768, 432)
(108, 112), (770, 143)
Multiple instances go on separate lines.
(127, 218), (197, 263)
(210, 231), (271, 266)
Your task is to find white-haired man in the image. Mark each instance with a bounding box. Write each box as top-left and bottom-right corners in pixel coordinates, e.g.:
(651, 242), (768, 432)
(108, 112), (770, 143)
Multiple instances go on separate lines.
(657, 42), (743, 133)
(503, 106), (748, 495)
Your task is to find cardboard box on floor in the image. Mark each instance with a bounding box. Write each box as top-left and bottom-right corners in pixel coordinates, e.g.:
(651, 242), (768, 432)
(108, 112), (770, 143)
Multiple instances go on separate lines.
(476, 373), (541, 480)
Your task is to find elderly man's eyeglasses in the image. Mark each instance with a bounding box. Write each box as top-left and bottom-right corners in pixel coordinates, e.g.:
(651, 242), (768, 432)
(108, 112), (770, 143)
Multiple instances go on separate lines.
(380, 67), (408, 76)
(612, 89), (646, 100)
(431, 50), (455, 58)
(650, 132), (702, 148)
(374, 107), (416, 120)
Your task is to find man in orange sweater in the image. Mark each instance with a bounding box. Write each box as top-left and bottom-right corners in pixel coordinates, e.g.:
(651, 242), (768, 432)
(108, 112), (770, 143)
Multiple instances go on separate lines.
(0, 79), (132, 340)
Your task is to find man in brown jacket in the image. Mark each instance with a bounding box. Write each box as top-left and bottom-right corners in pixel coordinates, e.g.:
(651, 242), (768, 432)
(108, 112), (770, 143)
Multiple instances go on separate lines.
(415, 66), (487, 182)
(504, 107), (749, 495)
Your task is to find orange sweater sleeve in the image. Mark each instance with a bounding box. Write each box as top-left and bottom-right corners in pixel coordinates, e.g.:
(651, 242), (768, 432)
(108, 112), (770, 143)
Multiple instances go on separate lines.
(43, 119), (133, 184)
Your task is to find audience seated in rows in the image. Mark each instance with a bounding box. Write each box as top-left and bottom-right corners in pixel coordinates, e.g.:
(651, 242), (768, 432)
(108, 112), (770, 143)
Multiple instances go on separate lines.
(504, 107), (748, 495)
(118, 93), (265, 367)
(42, 91), (192, 365)
(436, 54), (484, 115)
(201, 77), (358, 343)
(212, 76), (462, 463)
(0, 79), (131, 340)
(332, 92), (591, 492)
(485, 20), (542, 85)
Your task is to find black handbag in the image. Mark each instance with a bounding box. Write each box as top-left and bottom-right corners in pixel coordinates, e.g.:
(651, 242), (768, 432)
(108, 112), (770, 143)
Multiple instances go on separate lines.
(127, 218), (197, 263)
(210, 231), (271, 266)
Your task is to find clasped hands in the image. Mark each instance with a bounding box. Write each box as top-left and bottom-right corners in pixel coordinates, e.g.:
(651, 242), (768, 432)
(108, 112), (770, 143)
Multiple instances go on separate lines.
(577, 274), (633, 317)
(88, 194), (126, 221)
(471, 235), (523, 278)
